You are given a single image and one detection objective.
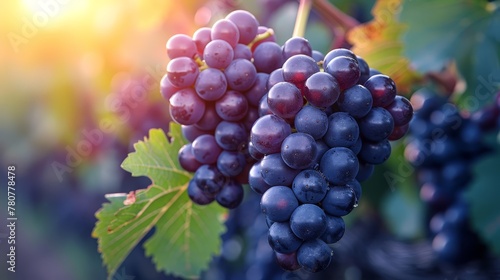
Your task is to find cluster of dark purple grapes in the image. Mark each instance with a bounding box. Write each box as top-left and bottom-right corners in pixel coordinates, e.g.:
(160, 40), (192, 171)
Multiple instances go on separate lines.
(404, 89), (500, 264)
(160, 8), (414, 272)
(247, 40), (413, 271)
(160, 10), (279, 209)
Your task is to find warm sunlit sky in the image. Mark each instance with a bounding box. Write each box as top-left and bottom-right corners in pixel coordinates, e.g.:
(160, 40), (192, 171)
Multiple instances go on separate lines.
(0, 1), (209, 165)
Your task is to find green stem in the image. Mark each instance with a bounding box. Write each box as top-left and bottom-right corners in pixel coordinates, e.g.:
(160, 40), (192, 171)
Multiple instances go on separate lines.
(293, 0), (313, 38)
(247, 28), (275, 49)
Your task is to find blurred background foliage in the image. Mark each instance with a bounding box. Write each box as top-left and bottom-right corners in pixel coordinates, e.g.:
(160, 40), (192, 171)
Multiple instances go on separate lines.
(0, 0), (499, 279)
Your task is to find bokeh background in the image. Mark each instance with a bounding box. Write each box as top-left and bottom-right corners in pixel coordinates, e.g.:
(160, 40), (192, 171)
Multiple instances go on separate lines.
(1, 0), (499, 280)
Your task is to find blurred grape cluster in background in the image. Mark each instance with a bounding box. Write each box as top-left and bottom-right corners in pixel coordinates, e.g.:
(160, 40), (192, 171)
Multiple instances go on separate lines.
(1, 0), (499, 279)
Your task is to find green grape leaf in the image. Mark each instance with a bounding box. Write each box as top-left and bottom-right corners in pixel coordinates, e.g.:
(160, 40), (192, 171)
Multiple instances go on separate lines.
(465, 149), (500, 256)
(400, 0), (500, 110)
(348, 0), (422, 94)
(92, 124), (227, 280)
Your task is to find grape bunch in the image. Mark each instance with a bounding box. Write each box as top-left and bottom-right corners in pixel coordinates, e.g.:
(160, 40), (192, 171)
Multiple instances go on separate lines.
(404, 89), (500, 264)
(160, 10), (279, 209)
(248, 40), (413, 272)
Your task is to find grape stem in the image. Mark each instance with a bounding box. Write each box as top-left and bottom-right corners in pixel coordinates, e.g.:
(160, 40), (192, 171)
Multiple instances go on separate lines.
(194, 55), (208, 71)
(312, 0), (359, 32)
(247, 28), (275, 49)
(293, 0), (313, 38)
(311, 0), (359, 48)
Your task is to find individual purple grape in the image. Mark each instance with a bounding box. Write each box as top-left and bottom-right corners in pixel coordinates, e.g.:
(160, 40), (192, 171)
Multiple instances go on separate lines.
(261, 186), (299, 222)
(267, 82), (303, 119)
(187, 179), (215, 205)
(214, 121), (248, 151)
(385, 95), (413, 126)
(323, 112), (360, 148)
(419, 182), (455, 210)
(388, 123), (409, 141)
(194, 68), (227, 101)
(358, 107), (394, 142)
(250, 114), (291, 154)
(303, 72), (341, 108)
(166, 34), (197, 59)
(268, 222), (303, 254)
(320, 147), (359, 185)
(233, 43), (252, 60)
(282, 37), (312, 60)
(169, 88), (205, 125)
(192, 27), (211, 56)
(181, 125), (211, 142)
(194, 164), (226, 197)
(191, 134), (222, 164)
(216, 179), (244, 209)
(260, 153), (300, 186)
(430, 213), (446, 235)
(320, 215), (345, 244)
(224, 58), (257, 91)
(297, 239), (333, 273)
(194, 103), (221, 131)
(369, 68), (382, 77)
(364, 74), (397, 107)
(217, 150), (246, 177)
(312, 50), (325, 63)
(275, 252), (301, 271)
(404, 139), (433, 167)
(248, 162), (271, 194)
(410, 88), (446, 118)
(432, 229), (482, 264)
(281, 133), (317, 169)
(178, 143), (202, 172)
(253, 42), (283, 73)
(215, 90), (249, 121)
(356, 56), (370, 84)
(203, 39), (234, 69)
(337, 84), (373, 118)
(211, 19), (240, 48)
(294, 105), (328, 140)
(429, 104), (461, 133)
(322, 186), (357, 216)
(282, 54), (320, 88)
(226, 10), (259, 45)
(323, 48), (358, 67)
(358, 139), (391, 164)
(166, 57), (199, 88)
(292, 169), (328, 204)
(290, 204), (327, 240)
(267, 68), (285, 88)
(324, 56), (360, 91)
(245, 73), (269, 106)
(346, 179), (362, 202)
(356, 161), (374, 182)
(160, 73), (180, 101)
